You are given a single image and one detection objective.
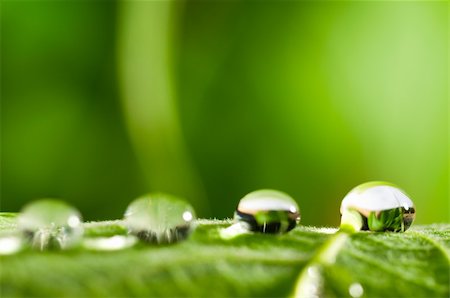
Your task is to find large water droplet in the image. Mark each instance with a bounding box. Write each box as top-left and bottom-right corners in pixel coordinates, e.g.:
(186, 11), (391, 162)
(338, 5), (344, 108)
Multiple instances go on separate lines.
(18, 199), (83, 250)
(124, 193), (196, 244)
(234, 189), (300, 234)
(340, 181), (415, 232)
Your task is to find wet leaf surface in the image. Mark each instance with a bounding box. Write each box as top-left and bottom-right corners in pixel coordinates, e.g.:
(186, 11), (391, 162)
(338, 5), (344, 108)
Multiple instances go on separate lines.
(0, 214), (448, 297)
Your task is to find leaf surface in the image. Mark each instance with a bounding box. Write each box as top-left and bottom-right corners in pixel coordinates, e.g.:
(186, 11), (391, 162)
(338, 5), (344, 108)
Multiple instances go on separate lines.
(0, 214), (448, 297)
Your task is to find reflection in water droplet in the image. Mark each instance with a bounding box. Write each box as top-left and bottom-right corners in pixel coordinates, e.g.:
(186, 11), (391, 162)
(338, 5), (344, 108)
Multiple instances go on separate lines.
(340, 182), (416, 232)
(83, 235), (138, 251)
(124, 193), (196, 244)
(234, 189), (300, 234)
(18, 199), (83, 250)
(349, 282), (364, 298)
(0, 232), (23, 255)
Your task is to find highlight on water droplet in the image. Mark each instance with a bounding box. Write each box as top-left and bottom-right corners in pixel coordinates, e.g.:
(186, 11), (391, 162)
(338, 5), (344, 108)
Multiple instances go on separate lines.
(124, 193), (197, 244)
(340, 181), (415, 232)
(18, 199), (84, 250)
(234, 189), (300, 234)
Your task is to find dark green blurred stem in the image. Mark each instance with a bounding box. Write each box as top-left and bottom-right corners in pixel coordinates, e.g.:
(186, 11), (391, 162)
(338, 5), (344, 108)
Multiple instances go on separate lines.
(117, 1), (209, 214)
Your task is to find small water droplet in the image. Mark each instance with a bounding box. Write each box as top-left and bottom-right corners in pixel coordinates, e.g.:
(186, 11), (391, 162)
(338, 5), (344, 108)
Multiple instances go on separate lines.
(18, 199), (83, 250)
(234, 189), (300, 234)
(349, 282), (364, 298)
(0, 232), (23, 255)
(340, 181), (415, 232)
(124, 193), (196, 244)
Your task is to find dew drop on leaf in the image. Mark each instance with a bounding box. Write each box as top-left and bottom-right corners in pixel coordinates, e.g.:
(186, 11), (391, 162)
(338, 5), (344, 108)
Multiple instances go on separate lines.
(124, 193), (196, 244)
(349, 282), (364, 298)
(18, 199), (84, 250)
(340, 181), (416, 232)
(0, 231), (24, 255)
(234, 189), (300, 234)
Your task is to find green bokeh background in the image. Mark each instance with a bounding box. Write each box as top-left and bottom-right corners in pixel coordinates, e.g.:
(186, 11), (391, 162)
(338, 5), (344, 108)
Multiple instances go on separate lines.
(1, 1), (448, 226)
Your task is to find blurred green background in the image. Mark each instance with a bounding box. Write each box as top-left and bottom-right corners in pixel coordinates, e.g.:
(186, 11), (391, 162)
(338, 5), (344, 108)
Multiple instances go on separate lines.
(1, 1), (448, 226)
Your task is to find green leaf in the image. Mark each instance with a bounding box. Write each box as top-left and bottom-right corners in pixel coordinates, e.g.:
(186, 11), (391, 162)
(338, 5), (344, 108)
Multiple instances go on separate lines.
(0, 214), (448, 297)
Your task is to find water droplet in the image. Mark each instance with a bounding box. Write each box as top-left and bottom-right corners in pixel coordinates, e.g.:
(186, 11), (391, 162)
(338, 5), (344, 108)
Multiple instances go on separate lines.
(349, 282), (364, 298)
(340, 181), (415, 232)
(0, 231), (23, 255)
(18, 199), (83, 250)
(234, 189), (300, 234)
(124, 193), (196, 244)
